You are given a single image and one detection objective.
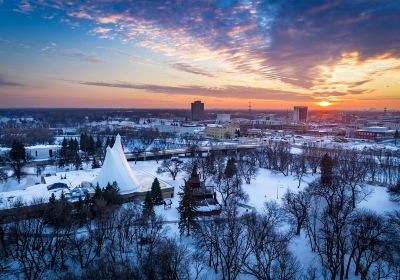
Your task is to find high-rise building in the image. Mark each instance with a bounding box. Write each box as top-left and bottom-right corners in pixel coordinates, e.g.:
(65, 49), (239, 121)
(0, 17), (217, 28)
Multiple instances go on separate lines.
(293, 106), (308, 123)
(191, 100), (204, 121)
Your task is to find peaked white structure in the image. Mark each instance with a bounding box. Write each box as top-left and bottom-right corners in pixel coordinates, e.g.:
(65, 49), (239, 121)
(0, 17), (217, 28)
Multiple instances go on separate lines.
(93, 134), (140, 194)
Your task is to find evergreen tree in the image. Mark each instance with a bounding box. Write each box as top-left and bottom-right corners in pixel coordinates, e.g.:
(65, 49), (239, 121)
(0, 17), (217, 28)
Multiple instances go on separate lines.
(49, 192), (56, 204)
(73, 153), (82, 170)
(91, 157), (100, 169)
(103, 181), (121, 205)
(84, 191), (91, 204)
(80, 133), (87, 152)
(151, 178), (164, 205)
(178, 180), (197, 236)
(320, 153), (333, 187)
(205, 152), (215, 177)
(45, 190), (73, 227)
(110, 136), (116, 148)
(96, 136), (103, 154)
(395, 130), (399, 145)
(75, 196), (89, 226)
(93, 183), (103, 200)
(59, 138), (68, 167)
(143, 191), (155, 217)
(224, 157), (237, 178)
(74, 138), (80, 152)
(60, 191), (66, 201)
(8, 140), (27, 182)
(76, 196), (83, 211)
(88, 135), (96, 155)
(112, 181), (119, 192)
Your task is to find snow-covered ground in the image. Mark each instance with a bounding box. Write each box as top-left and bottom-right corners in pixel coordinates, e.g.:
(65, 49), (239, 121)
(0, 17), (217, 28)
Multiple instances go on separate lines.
(1, 159), (398, 214)
(1, 158), (399, 279)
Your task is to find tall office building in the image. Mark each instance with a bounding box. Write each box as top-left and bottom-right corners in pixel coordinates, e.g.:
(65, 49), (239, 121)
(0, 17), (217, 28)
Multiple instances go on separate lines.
(191, 100), (204, 121)
(293, 106), (308, 123)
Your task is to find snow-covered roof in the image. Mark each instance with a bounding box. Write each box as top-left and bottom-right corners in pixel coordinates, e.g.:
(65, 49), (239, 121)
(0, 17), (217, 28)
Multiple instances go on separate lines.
(93, 134), (140, 194)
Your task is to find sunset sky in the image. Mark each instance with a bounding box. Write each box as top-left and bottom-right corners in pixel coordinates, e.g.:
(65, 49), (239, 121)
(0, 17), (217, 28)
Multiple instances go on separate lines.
(0, 0), (399, 110)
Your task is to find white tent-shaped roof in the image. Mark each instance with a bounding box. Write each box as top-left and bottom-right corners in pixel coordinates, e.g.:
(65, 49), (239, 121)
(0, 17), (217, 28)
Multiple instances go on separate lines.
(93, 134), (140, 194)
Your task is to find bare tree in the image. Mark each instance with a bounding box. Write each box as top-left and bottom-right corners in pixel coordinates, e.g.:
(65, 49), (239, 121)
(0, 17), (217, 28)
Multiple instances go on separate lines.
(335, 150), (368, 208)
(202, 205), (252, 280)
(303, 144), (322, 175)
(8, 217), (71, 280)
(292, 154), (308, 188)
(385, 211), (400, 279)
(282, 189), (311, 235)
(242, 202), (299, 280)
(306, 180), (354, 280)
(157, 158), (183, 180)
(345, 210), (391, 280)
(237, 150), (259, 184)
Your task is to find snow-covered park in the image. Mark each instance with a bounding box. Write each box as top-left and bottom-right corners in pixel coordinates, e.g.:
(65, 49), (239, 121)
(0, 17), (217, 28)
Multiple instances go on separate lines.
(1, 154), (399, 279)
(2, 159), (397, 217)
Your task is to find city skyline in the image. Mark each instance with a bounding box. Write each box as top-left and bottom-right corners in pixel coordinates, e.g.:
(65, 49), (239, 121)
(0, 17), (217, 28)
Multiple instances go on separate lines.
(0, 1), (400, 109)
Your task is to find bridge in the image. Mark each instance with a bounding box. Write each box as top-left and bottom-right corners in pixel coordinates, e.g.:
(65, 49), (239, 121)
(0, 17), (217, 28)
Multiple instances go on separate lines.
(124, 142), (269, 161)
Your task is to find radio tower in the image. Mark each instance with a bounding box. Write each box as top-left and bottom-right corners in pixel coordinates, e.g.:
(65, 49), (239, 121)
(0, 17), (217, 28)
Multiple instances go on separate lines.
(248, 101), (252, 118)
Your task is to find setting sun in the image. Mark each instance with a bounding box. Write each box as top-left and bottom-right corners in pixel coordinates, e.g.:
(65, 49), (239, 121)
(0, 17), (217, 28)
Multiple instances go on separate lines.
(317, 101), (333, 107)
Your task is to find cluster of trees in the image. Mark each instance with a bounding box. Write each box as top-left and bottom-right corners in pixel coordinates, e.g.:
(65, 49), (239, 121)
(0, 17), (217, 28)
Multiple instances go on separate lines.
(0, 189), (206, 279)
(79, 133), (103, 157)
(0, 140), (29, 183)
(296, 154), (400, 279)
(58, 134), (111, 170)
(193, 141), (400, 194)
(7, 140), (27, 182)
(195, 203), (299, 280)
(143, 178), (164, 217)
(58, 138), (81, 170)
(2, 140), (400, 279)
(176, 151), (400, 279)
(0, 127), (54, 146)
(104, 135), (116, 149)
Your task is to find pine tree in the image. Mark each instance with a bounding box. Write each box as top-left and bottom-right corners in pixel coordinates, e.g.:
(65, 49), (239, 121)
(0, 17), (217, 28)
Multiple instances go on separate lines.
(143, 191), (155, 217)
(224, 157), (237, 178)
(110, 136), (116, 148)
(9, 140), (27, 182)
(59, 138), (68, 167)
(75, 196), (89, 226)
(88, 135), (96, 155)
(49, 192), (56, 204)
(103, 181), (121, 205)
(178, 180), (197, 236)
(151, 178), (164, 205)
(73, 153), (82, 170)
(112, 181), (119, 192)
(92, 157), (100, 169)
(93, 183), (103, 200)
(84, 191), (91, 204)
(105, 137), (110, 148)
(60, 191), (66, 201)
(320, 153), (333, 187)
(96, 136), (103, 154)
(395, 130), (399, 145)
(80, 133), (87, 152)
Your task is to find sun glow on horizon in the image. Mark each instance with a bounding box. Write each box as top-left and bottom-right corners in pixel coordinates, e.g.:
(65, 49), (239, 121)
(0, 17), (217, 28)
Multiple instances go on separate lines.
(316, 101), (333, 107)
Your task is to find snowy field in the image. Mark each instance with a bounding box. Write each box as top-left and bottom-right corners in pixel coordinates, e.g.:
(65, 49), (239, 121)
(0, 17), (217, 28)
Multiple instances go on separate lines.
(1, 159), (398, 215)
